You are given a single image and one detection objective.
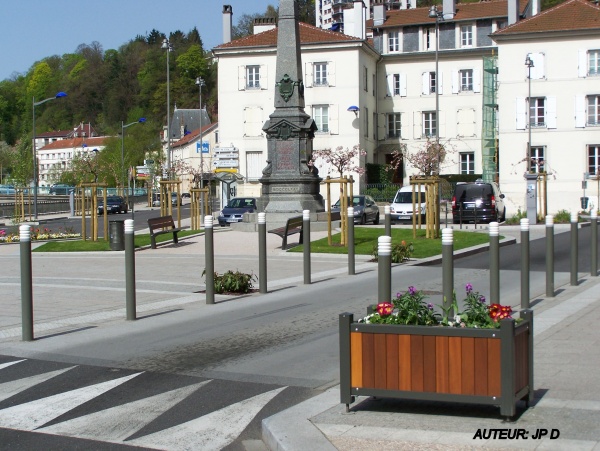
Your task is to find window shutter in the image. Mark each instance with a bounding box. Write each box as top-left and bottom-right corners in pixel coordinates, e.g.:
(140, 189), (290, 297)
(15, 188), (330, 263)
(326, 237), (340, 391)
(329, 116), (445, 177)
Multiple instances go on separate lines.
(238, 66), (246, 91)
(516, 97), (526, 130)
(260, 65), (268, 90)
(438, 72), (443, 95)
(305, 62), (313, 87)
(413, 111), (422, 138)
(386, 74), (393, 97)
(457, 108), (476, 137)
(545, 97), (557, 129)
(328, 61), (336, 87)
(575, 95), (586, 128)
(531, 53), (545, 79)
(578, 50), (587, 78)
(378, 113), (387, 140)
(438, 110), (445, 138)
(473, 69), (481, 93)
(452, 70), (459, 94)
(400, 73), (407, 97)
(329, 104), (339, 135)
(422, 72), (429, 95)
(246, 151), (263, 181)
(243, 106), (263, 137)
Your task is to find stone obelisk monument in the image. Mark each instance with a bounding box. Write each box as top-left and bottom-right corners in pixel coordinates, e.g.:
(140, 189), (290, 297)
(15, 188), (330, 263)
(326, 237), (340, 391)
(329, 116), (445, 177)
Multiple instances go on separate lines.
(258, 0), (324, 213)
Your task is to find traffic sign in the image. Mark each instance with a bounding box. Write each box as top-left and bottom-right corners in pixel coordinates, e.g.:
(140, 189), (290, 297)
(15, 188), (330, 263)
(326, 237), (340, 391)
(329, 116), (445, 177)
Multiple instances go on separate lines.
(196, 141), (210, 154)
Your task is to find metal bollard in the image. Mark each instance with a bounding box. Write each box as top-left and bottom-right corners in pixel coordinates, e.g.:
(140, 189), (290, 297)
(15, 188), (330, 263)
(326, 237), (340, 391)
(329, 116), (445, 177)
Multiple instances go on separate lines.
(571, 210), (578, 286)
(378, 236), (392, 304)
(520, 218), (530, 309)
(303, 210), (311, 285)
(205, 215), (215, 304)
(19, 225), (33, 341)
(592, 209), (598, 277)
(124, 219), (136, 320)
(442, 228), (454, 318)
(348, 207), (355, 275)
(384, 205), (391, 237)
(489, 222), (500, 304)
(258, 212), (267, 293)
(546, 215), (555, 297)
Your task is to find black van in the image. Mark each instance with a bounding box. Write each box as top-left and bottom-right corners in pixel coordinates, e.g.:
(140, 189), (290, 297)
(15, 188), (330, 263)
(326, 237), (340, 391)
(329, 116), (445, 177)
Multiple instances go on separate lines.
(452, 181), (506, 224)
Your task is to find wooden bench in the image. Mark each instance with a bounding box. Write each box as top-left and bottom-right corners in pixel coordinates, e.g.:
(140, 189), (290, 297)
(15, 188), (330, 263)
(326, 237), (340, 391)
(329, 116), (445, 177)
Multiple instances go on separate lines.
(147, 215), (186, 249)
(268, 215), (304, 249)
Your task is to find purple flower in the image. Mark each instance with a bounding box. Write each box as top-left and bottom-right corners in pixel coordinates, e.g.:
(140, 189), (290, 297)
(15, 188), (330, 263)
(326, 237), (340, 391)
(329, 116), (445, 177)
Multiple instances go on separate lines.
(396, 292), (402, 298)
(408, 286), (417, 295)
(427, 303), (434, 310)
(465, 283), (473, 293)
(479, 296), (486, 303)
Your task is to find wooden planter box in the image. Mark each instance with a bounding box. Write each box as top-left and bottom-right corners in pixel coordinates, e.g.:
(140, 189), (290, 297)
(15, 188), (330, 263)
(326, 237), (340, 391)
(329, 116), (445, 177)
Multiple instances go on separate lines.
(339, 309), (533, 418)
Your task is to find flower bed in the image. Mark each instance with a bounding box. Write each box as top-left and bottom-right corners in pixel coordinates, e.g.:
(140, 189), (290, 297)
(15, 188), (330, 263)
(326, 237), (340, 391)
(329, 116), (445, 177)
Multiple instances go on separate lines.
(339, 286), (534, 418)
(0, 227), (80, 243)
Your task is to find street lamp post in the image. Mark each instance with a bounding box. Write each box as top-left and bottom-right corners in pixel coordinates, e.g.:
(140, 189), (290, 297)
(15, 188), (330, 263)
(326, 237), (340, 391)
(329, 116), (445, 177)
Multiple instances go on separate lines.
(121, 118), (146, 217)
(32, 91), (67, 219)
(162, 38), (173, 179)
(429, 5), (443, 232)
(525, 55), (534, 173)
(196, 77), (205, 216)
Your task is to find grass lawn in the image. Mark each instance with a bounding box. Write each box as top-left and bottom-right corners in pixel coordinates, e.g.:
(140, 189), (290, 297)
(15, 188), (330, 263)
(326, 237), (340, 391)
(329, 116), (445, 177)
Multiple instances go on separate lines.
(289, 227), (494, 259)
(33, 229), (202, 252)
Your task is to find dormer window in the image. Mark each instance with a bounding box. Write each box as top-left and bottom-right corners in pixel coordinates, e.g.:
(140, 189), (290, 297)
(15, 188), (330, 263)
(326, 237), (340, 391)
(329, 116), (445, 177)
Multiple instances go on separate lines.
(460, 24), (473, 47)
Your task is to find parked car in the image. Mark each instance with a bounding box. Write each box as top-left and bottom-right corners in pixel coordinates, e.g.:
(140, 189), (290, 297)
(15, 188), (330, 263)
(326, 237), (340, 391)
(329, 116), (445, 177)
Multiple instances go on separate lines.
(0, 185), (16, 195)
(389, 185), (427, 224)
(331, 195), (380, 225)
(218, 197), (257, 226)
(49, 184), (75, 195)
(98, 196), (128, 214)
(452, 180), (506, 224)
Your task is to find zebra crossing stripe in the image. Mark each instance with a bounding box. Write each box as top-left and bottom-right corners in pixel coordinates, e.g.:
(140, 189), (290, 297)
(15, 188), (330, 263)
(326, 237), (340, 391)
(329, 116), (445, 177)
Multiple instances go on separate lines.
(0, 359), (26, 370)
(128, 386), (286, 451)
(39, 380), (211, 442)
(0, 372), (142, 430)
(0, 366), (76, 403)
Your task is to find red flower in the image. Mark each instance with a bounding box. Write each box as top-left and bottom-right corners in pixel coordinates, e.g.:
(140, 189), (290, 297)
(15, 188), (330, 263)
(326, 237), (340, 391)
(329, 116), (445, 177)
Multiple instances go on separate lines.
(376, 302), (394, 317)
(489, 303), (513, 322)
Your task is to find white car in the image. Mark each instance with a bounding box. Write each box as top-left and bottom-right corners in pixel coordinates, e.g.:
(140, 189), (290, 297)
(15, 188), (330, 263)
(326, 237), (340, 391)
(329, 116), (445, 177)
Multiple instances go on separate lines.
(390, 186), (427, 223)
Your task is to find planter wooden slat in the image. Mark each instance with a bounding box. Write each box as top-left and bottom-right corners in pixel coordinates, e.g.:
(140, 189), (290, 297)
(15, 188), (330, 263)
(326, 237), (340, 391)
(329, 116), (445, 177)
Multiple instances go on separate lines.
(340, 310), (534, 418)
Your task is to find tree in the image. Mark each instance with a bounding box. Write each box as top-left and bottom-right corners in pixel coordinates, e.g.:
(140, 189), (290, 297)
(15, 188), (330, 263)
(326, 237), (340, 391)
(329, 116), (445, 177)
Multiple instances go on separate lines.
(311, 145), (366, 177)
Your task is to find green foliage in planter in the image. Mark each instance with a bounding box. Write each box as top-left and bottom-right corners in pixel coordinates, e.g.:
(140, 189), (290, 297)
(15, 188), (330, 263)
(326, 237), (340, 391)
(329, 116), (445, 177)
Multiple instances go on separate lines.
(365, 163), (391, 184)
(371, 240), (414, 263)
(363, 185), (401, 203)
(505, 208), (526, 225)
(553, 209), (572, 223)
(204, 270), (256, 294)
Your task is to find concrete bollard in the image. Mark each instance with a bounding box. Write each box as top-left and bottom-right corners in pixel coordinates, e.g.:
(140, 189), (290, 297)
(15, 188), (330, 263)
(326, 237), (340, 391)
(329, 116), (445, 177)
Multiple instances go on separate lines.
(303, 210), (311, 285)
(124, 219), (136, 320)
(258, 212), (267, 293)
(520, 218), (530, 309)
(19, 225), (33, 341)
(205, 215), (215, 304)
(378, 236), (392, 304)
(442, 228), (454, 318)
(571, 210), (579, 286)
(592, 209), (598, 277)
(546, 215), (555, 297)
(489, 222), (500, 304)
(348, 207), (355, 275)
(384, 205), (391, 237)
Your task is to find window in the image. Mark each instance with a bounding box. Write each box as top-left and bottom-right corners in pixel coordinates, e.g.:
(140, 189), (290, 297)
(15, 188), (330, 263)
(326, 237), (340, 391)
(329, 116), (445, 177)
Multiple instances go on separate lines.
(588, 145), (600, 174)
(460, 152), (475, 174)
(588, 95), (600, 126)
(314, 62), (328, 86)
(460, 69), (473, 91)
(530, 146), (545, 173)
(529, 97), (545, 127)
(589, 50), (600, 76)
(387, 113), (402, 138)
(393, 74), (401, 95)
(424, 28), (436, 51)
(313, 105), (329, 133)
(460, 25), (473, 47)
(429, 72), (436, 94)
(246, 65), (260, 89)
(423, 111), (437, 138)
(364, 107), (369, 137)
(363, 66), (368, 92)
(388, 31), (400, 53)
(373, 112), (377, 139)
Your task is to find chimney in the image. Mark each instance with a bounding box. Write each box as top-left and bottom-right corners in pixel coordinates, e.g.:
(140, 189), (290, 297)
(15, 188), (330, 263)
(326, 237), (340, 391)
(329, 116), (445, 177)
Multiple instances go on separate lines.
(507, 0), (519, 25)
(442, 0), (455, 19)
(343, 1), (366, 39)
(222, 5), (233, 44)
(530, 0), (540, 16)
(253, 17), (277, 34)
(373, 3), (385, 26)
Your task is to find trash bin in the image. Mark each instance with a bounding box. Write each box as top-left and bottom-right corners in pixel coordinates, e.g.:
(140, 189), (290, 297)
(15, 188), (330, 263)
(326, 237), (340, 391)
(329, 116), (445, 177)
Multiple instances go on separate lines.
(581, 197), (589, 210)
(109, 220), (125, 251)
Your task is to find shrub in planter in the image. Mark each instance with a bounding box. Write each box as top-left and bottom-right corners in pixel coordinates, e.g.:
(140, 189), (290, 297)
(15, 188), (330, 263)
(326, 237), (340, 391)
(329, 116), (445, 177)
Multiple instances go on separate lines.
(371, 240), (414, 263)
(202, 270), (257, 294)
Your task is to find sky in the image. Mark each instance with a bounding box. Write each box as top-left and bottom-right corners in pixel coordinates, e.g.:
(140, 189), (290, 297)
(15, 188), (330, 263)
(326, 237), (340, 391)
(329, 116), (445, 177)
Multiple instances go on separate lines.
(0, 0), (276, 81)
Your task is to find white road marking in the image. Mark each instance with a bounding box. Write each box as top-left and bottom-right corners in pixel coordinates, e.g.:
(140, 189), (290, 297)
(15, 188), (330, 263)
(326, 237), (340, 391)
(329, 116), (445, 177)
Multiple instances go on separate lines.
(0, 359), (25, 370)
(40, 380), (211, 442)
(0, 372), (142, 430)
(0, 366), (76, 403)
(129, 386), (286, 451)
